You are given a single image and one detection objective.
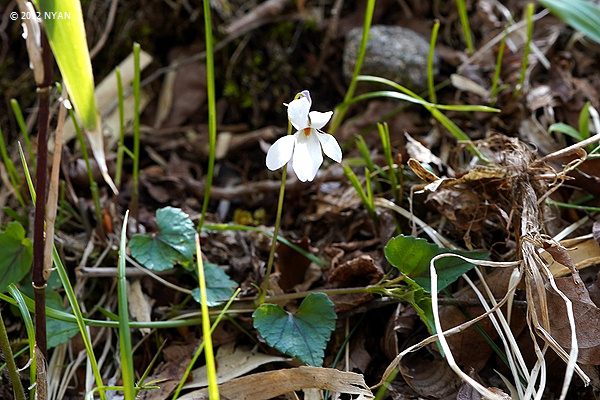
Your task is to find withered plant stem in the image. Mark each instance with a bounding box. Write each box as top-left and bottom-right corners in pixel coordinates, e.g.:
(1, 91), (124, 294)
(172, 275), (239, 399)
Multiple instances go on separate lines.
(33, 31), (53, 362)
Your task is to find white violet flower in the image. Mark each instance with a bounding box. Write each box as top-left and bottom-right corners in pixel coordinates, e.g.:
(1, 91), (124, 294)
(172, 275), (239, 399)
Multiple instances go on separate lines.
(266, 90), (342, 182)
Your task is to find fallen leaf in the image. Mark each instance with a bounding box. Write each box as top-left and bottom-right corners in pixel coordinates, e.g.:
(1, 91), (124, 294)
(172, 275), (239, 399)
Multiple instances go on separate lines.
(127, 279), (152, 335)
(138, 342), (196, 400)
(545, 274), (600, 364)
(183, 346), (290, 389)
(178, 366), (373, 400)
(400, 348), (463, 399)
(275, 236), (312, 292)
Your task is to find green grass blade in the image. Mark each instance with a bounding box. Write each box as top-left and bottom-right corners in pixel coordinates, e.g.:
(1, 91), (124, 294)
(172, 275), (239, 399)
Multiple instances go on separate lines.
(329, 0), (376, 135)
(10, 99), (35, 166)
(0, 126), (25, 207)
(377, 122), (401, 204)
(516, 3), (534, 96)
(195, 234), (218, 399)
(428, 20), (440, 103)
(456, 0), (474, 54)
(8, 284), (33, 399)
(36, 0), (116, 193)
(17, 145), (106, 399)
(343, 165), (377, 223)
(548, 122), (583, 141)
(171, 288), (241, 399)
(538, 0), (600, 44)
(579, 101), (591, 141)
(202, 224), (326, 266)
(118, 211), (135, 399)
(490, 31), (507, 105)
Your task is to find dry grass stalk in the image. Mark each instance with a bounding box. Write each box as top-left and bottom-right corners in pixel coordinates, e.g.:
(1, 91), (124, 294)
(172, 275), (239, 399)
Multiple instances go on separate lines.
(380, 134), (594, 399)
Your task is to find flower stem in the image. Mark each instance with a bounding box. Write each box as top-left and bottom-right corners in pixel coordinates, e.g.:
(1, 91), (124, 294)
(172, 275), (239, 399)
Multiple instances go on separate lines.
(258, 121), (292, 304)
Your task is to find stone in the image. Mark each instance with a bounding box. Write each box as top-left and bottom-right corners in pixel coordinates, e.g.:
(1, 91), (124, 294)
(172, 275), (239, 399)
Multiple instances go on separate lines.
(343, 25), (439, 92)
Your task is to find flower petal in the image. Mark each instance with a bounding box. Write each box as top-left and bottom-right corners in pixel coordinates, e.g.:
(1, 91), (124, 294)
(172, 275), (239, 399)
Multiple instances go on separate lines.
(308, 111), (333, 130)
(266, 135), (296, 171)
(287, 96), (311, 131)
(292, 130), (323, 182)
(298, 90), (312, 106)
(316, 131), (342, 162)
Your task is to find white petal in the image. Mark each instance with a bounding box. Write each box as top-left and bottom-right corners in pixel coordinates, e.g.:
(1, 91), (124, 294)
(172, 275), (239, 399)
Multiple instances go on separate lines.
(266, 135), (296, 171)
(292, 130), (323, 182)
(298, 90), (312, 106)
(287, 96), (311, 131)
(308, 111), (333, 130)
(316, 131), (342, 162)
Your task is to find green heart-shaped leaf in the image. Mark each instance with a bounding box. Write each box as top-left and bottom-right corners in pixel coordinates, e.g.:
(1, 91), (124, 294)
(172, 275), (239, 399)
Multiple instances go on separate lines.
(385, 235), (488, 293)
(0, 222), (33, 293)
(253, 293), (337, 366)
(129, 207), (196, 271)
(191, 263), (237, 306)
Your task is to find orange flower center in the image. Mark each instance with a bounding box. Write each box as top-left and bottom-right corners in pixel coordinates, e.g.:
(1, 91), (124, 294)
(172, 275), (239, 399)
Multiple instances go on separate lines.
(303, 127), (311, 136)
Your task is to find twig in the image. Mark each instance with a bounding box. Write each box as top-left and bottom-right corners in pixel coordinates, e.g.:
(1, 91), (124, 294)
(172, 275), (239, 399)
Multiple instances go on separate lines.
(43, 93), (69, 283)
(541, 132), (600, 162)
(224, 0), (291, 37)
(187, 168), (345, 200)
(89, 0), (118, 59)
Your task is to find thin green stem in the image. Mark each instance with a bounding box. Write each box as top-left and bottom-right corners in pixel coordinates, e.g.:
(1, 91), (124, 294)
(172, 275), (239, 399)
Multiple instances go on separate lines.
(328, 0), (376, 135)
(10, 99), (35, 167)
(547, 199), (600, 213)
(427, 20), (440, 103)
(378, 122), (401, 205)
(0, 309), (26, 400)
(490, 31), (507, 106)
(69, 106), (104, 235)
(0, 125), (25, 207)
(203, 223), (326, 266)
(199, 0), (217, 229)
(259, 158), (288, 305)
(356, 135), (383, 193)
(115, 68), (126, 188)
(131, 43), (141, 231)
(343, 164), (378, 224)
(516, 3), (534, 96)
(258, 117), (293, 304)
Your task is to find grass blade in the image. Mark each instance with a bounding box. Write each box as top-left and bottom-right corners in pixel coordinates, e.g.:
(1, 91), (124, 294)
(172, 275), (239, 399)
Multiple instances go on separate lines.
(118, 211), (135, 399)
(36, 0), (116, 193)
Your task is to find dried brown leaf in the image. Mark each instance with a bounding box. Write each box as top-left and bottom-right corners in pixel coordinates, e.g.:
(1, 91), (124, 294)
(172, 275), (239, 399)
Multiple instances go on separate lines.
(178, 366), (373, 400)
(545, 275), (600, 364)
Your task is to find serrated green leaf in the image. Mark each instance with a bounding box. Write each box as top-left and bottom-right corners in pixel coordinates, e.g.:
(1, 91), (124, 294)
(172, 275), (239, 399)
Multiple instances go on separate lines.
(129, 207), (196, 271)
(191, 263), (237, 306)
(384, 235), (489, 293)
(253, 293), (337, 366)
(0, 222), (33, 293)
(538, 0), (600, 44)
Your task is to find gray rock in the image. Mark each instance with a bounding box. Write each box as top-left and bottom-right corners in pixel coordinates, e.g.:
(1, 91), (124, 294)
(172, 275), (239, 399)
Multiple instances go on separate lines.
(343, 25), (439, 92)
